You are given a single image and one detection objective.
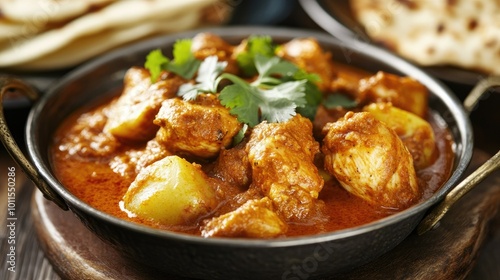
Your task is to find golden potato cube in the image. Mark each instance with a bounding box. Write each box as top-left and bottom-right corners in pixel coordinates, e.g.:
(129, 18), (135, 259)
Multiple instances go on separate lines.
(123, 155), (217, 225)
(363, 102), (437, 170)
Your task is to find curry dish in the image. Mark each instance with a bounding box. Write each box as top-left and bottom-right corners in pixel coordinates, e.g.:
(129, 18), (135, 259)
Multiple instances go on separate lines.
(51, 33), (454, 238)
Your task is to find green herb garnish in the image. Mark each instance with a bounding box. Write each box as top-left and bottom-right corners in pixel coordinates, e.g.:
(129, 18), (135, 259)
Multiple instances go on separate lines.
(236, 35), (276, 76)
(147, 35), (325, 130)
(144, 49), (169, 82)
(323, 94), (358, 109)
(178, 54), (307, 127)
(178, 56), (228, 101)
(144, 39), (200, 82)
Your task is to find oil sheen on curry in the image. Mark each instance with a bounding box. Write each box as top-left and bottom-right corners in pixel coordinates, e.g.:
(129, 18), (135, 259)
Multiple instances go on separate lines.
(51, 33), (454, 238)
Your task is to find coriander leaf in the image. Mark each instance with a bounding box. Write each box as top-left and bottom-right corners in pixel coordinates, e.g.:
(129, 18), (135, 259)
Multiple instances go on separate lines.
(178, 54), (314, 128)
(236, 35), (275, 76)
(166, 39), (200, 80)
(323, 94), (358, 109)
(280, 72), (322, 121)
(167, 59), (201, 80)
(177, 83), (198, 101)
(166, 39), (201, 80)
(259, 80), (306, 123)
(248, 35), (274, 56)
(144, 49), (170, 82)
(196, 55), (227, 92)
(296, 81), (322, 120)
(253, 54), (298, 86)
(219, 83), (261, 127)
(260, 99), (298, 124)
(178, 56), (227, 101)
(144, 39), (201, 81)
(171, 39), (193, 65)
(236, 52), (253, 75)
(263, 80), (307, 107)
(219, 75), (307, 126)
(233, 124), (248, 145)
(293, 69), (321, 84)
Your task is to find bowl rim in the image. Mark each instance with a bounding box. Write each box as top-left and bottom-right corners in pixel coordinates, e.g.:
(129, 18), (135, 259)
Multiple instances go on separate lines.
(26, 25), (473, 247)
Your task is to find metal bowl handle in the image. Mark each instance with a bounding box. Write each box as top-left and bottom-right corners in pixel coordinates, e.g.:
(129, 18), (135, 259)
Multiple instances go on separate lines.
(417, 76), (500, 234)
(0, 76), (68, 210)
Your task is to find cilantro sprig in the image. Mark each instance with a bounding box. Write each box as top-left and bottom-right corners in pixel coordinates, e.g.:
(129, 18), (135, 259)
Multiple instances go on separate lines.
(236, 35), (275, 76)
(323, 94), (358, 109)
(145, 35), (324, 128)
(178, 54), (308, 127)
(234, 36), (323, 120)
(144, 39), (200, 82)
(218, 72), (307, 127)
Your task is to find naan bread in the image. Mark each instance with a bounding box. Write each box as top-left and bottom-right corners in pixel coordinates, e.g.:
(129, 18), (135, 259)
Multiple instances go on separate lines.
(0, 0), (114, 23)
(0, 0), (231, 70)
(17, 12), (201, 70)
(350, 0), (500, 75)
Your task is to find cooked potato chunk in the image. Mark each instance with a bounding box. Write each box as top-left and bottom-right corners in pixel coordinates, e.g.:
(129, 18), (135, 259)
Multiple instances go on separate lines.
(322, 111), (420, 209)
(363, 103), (437, 170)
(201, 197), (287, 238)
(122, 155), (217, 225)
(104, 67), (182, 142)
(357, 71), (428, 118)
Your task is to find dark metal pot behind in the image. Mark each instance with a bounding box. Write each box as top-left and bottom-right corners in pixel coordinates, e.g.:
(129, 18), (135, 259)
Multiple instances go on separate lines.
(0, 27), (478, 279)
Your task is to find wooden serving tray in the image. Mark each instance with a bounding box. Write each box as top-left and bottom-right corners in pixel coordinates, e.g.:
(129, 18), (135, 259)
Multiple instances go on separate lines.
(31, 150), (500, 280)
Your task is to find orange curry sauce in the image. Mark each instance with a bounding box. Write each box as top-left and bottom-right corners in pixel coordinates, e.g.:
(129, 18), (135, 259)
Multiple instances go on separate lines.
(50, 63), (454, 238)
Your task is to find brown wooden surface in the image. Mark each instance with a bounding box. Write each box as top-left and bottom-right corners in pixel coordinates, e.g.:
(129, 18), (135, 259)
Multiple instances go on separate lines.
(15, 149), (498, 280)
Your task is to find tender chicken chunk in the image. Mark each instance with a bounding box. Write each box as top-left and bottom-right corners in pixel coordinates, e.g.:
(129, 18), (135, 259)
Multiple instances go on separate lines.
(104, 67), (182, 142)
(276, 38), (335, 92)
(357, 71), (428, 118)
(57, 104), (120, 158)
(154, 94), (242, 159)
(330, 64), (371, 97)
(191, 32), (239, 75)
(322, 111), (420, 209)
(363, 103), (437, 170)
(246, 115), (324, 221)
(207, 141), (252, 190)
(109, 139), (172, 178)
(201, 197), (287, 238)
(313, 104), (353, 139)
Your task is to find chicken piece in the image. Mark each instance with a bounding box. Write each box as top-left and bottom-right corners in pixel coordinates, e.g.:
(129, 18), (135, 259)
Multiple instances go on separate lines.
(154, 94), (242, 159)
(276, 38), (335, 92)
(313, 104), (352, 139)
(207, 141), (252, 190)
(123, 155), (218, 226)
(110, 139), (172, 178)
(104, 67), (182, 142)
(201, 197), (287, 238)
(322, 111), (420, 209)
(190, 32), (239, 75)
(57, 103), (120, 158)
(363, 103), (437, 170)
(357, 71), (428, 118)
(246, 115), (324, 221)
(330, 64), (370, 97)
